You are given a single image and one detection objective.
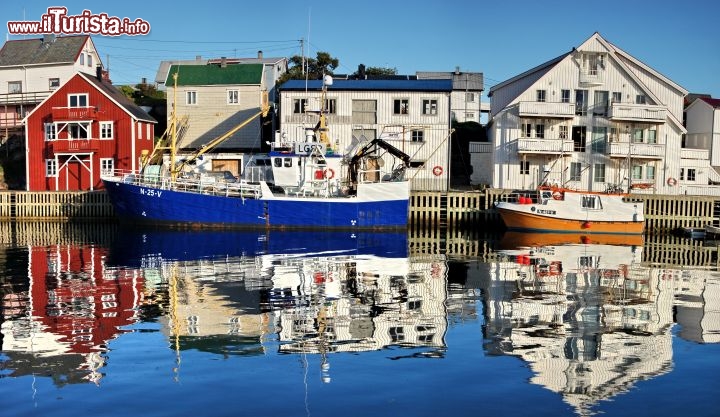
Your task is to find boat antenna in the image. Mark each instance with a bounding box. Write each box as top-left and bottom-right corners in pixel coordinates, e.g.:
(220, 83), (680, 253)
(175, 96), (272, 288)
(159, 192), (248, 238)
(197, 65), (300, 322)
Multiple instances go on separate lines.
(170, 72), (179, 181)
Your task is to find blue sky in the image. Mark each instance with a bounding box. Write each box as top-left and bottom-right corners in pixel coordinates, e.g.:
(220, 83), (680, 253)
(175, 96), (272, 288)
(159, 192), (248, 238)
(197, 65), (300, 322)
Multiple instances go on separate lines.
(4, 0), (719, 100)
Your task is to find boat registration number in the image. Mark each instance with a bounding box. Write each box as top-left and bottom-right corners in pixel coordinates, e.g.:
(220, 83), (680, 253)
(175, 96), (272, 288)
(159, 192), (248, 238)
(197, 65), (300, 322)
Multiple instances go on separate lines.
(140, 188), (163, 197)
(535, 209), (556, 215)
(294, 142), (326, 155)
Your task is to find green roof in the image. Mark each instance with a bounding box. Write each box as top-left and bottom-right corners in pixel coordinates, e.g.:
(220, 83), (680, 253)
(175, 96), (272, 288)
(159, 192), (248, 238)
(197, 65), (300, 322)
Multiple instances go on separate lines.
(166, 63), (263, 86)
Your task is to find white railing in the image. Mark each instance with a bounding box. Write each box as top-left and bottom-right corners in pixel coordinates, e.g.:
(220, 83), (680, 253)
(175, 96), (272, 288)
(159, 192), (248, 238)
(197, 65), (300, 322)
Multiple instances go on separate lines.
(105, 170), (263, 199)
(607, 142), (665, 159)
(518, 101), (575, 118)
(680, 148), (709, 160)
(609, 103), (667, 123)
(517, 138), (574, 154)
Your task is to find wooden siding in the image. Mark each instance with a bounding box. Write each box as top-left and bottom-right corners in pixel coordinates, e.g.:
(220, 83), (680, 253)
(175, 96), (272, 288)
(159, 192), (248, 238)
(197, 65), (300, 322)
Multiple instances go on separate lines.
(25, 73), (153, 191)
(168, 85), (263, 150)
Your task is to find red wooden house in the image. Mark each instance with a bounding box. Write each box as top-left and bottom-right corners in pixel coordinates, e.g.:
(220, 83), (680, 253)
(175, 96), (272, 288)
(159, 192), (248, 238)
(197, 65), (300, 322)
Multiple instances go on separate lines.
(24, 69), (156, 191)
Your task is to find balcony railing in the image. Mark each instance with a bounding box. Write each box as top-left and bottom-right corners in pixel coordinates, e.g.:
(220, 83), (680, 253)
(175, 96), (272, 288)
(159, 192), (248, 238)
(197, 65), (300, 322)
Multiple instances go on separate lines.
(517, 137), (574, 155)
(606, 141), (665, 159)
(609, 103), (667, 123)
(681, 148), (710, 160)
(0, 91), (51, 105)
(52, 106), (98, 121)
(518, 101), (575, 118)
(579, 69), (606, 86)
(48, 139), (99, 153)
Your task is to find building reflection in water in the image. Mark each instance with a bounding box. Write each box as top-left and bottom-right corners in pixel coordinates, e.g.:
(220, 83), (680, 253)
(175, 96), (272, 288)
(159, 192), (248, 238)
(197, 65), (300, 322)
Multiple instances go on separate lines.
(477, 231), (720, 415)
(1, 223), (719, 412)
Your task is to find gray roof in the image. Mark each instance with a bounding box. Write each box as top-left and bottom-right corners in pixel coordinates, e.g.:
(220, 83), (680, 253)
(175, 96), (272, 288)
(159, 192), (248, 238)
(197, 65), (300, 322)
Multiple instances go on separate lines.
(416, 71), (484, 91)
(80, 72), (156, 123)
(0, 35), (88, 66)
(281, 79), (453, 92)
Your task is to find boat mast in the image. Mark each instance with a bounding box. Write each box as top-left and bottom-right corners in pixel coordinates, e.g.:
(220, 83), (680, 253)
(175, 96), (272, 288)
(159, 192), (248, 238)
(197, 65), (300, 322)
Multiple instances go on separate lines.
(170, 72), (178, 181)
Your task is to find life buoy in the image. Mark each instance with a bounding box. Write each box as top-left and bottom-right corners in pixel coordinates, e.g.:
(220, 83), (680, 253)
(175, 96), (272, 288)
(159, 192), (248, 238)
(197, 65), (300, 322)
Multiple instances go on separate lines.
(324, 168), (335, 179)
(552, 191), (563, 200)
(667, 177), (677, 186)
(432, 166), (443, 176)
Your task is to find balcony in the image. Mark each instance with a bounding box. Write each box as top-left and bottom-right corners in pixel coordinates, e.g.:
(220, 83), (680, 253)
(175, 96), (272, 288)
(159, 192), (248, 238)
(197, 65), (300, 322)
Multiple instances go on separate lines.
(609, 103), (667, 123)
(606, 141), (665, 160)
(0, 91), (51, 105)
(517, 137), (574, 155)
(681, 148), (709, 161)
(518, 101), (575, 118)
(49, 139), (99, 153)
(579, 69), (606, 86)
(52, 106), (98, 121)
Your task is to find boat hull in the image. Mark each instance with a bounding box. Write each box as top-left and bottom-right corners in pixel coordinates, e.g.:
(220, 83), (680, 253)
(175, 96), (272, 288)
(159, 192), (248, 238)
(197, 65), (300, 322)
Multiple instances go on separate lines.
(496, 207), (644, 235)
(103, 179), (409, 229)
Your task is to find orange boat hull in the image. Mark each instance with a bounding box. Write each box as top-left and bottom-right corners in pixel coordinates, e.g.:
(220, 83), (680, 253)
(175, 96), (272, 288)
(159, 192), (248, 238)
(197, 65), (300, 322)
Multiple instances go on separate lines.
(497, 208), (644, 235)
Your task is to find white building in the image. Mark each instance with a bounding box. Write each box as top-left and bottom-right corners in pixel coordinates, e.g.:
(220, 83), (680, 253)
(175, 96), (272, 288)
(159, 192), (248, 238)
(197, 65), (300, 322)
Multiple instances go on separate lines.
(0, 35), (103, 140)
(684, 96), (720, 193)
(279, 78), (454, 191)
(483, 32), (693, 194)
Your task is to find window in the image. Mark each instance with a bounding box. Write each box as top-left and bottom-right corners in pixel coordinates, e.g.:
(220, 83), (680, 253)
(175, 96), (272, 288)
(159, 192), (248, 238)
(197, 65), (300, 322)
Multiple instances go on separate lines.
(389, 326), (405, 343)
(422, 99), (437, 115)
(186, 91), (197, 105)
(79, 53), (84, 65)
(687, 168), (696, 181)
(283, 158), (292, 167)
(536, 90), (546, 102)
(646, 165), (655, 180)
(575, 90), (588, 116)
(593, 163), (605, 183)
(100, 158), (114, 176)
(100, 122), (113, 139)
(559, 125), (568, 139)
(632, 128), (644, 143)
(582, 195), (600, 209)
(393, 99), (409, 115)
(647, 129), (657, 144)
(573, 126), (587, 152)
(227, 90), (239, 104)
(45, 159), (57, 177)
(137, 122), (143, 140)
(8, 81), (22, 93)
(635, 94), (647, 104)
(591, 127), (607, 153)
(69, 123), (89, 139)
(68, 94), (88, 107)
(561, 90), (571, 103)
(520, 160), (530, 175)
(465, 112), (474, 120)
(49, 78), (60, 89)
(44, 123), (57, 140)
(466, 93), (475, 102)
(632, 165), (643, 180)
(87, 54), (92, 67)
(411, 130), (424, 142)
(273, 158), (282, 167)
(610, 127), (619, 142)
(680, 168), (685, 180)
(593, 91), (609, 116)
(570, 162), (582, 181)
(522, 123), (532, 138)
(612, 92), (622, 103)
(324, 98), (337, 114)
(535, 124), (545, 139)
(293, 98), (307, 114)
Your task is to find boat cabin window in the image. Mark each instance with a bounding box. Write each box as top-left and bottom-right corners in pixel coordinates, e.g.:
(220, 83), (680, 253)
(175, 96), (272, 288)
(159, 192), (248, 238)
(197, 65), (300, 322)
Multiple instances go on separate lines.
(273, 157), (293, 168)
(581, 195), (601, 210)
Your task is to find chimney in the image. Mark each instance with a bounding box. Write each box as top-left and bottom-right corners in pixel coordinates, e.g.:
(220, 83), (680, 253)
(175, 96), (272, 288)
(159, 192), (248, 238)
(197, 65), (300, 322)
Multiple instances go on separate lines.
(96, 65), (102, 82)
(257, 50), (263, 59)
(141, 77), (147, 85)
(220, 57), (227, 68)
(455, 66), (460, 75)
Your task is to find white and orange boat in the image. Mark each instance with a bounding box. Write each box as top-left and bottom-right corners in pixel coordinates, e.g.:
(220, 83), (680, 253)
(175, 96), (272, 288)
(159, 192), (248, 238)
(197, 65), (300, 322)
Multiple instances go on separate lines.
(495, 187), (644, 235)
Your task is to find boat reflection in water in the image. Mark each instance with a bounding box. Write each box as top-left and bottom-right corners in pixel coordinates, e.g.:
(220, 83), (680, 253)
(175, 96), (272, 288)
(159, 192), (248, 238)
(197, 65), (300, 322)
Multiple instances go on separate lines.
(107, 228), (448, 382)
(487, 231), (711, 414)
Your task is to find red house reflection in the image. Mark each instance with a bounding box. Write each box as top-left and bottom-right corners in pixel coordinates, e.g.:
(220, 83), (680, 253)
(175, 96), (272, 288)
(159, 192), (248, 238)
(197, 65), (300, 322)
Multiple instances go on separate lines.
(28, 244), (145, 354)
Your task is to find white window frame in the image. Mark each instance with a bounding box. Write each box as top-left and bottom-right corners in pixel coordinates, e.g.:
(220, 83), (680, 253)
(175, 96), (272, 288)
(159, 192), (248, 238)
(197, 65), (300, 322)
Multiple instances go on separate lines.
(100, 158), (114, 176)
(593, 163), (606, 183)
(46, 159), (58, 177)
(8, 81), (22, 94)
(68, 93), (88, 107)
(422, 99), (438, 115)
(186, 91), (197, 105)
(293, 98), (307, 114)
(49, 78), (60, 89)
(394, 98), (409, 115)
(100, 121), (113, 139)
(44, 123), (57, 141)
(411, 130), (424, 142)
(227, 90), (239, 104)
(536, 90), (546, 102)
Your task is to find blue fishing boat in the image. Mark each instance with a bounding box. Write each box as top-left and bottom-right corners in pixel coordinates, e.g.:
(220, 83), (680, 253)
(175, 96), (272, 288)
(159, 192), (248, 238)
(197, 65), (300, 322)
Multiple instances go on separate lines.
(102, 75), (411, 229)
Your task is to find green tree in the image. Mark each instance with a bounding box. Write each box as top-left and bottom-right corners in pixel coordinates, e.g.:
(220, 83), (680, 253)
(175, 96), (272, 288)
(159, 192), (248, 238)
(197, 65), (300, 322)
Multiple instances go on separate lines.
(351, 65), (398, 78)
(278, 51), (339, 83)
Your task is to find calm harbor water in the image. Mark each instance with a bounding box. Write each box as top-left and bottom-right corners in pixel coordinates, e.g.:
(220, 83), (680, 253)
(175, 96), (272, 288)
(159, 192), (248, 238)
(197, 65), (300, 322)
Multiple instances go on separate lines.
(1, 223), (719, 417)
